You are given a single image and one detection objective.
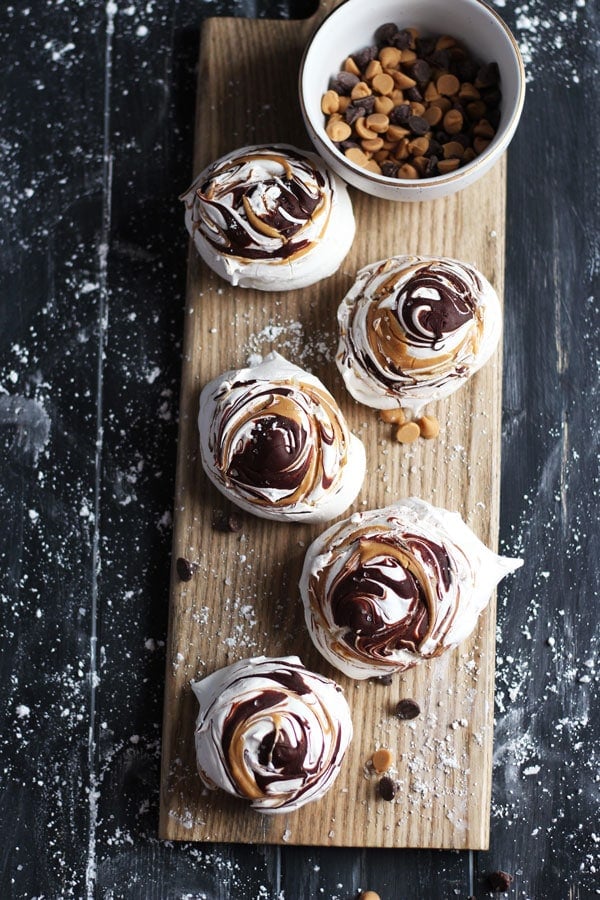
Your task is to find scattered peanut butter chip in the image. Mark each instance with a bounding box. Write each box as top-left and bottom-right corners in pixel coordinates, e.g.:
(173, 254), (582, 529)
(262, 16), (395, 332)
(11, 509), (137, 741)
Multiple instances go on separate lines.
(371, 748), (394, 773)
(359, 892), (382, 900)
(417, 415), (440, 439)
(394, 421), (420, 443)
(379, 408), (405, 424)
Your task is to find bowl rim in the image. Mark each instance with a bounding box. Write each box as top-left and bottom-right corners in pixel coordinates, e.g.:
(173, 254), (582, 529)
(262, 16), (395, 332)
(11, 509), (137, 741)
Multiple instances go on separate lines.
(298, 0), (526, 190)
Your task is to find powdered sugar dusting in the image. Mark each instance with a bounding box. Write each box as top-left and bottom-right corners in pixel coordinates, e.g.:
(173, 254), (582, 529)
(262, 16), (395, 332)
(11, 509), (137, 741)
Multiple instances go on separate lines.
(494, 0), (595, 84)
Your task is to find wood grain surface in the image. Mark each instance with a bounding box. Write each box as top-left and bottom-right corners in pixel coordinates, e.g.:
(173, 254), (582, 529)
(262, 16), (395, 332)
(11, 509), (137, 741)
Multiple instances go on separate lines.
(159, 6), (508, 850)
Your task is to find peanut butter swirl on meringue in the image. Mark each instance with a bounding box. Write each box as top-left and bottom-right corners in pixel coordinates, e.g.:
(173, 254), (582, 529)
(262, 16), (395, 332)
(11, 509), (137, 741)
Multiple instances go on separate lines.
(198, 353), (366, 523)
(191, 656), (353, 813)
(300, 498), (522, 679)
(336, 255), (501, 414)
(181, 144), (355, 291)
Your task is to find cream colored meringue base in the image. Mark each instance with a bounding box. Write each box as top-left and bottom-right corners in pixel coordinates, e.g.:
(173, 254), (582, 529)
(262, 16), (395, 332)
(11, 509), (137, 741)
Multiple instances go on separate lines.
(198, 352), (366, 523)
(183, 144), (356, 291)
(336, 255), (502, 416)
(300, 498), (523, 679)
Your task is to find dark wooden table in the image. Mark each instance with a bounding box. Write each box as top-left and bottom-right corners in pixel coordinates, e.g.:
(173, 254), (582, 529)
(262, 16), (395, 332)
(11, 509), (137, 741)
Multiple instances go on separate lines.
(1, 1), (598, 897)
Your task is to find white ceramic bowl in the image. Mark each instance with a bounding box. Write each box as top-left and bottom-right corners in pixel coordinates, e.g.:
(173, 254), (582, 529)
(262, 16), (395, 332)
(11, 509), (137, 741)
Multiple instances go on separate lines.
(299, 0), (525, 201)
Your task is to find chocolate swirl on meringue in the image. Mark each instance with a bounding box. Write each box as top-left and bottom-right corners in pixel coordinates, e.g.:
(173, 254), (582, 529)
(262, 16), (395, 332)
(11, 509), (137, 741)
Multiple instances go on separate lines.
(191, 656), (353, 813)
(300, 499), (522, 679)
(336, 256), (501, 413)
(199, 353), (366, 523)
(181, 144), (356, 290)
(193, 147), (327, 261)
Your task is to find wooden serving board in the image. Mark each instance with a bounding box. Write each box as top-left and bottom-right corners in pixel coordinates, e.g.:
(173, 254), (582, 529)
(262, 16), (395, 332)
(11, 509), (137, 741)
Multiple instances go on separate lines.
(160, 3), (506, 850)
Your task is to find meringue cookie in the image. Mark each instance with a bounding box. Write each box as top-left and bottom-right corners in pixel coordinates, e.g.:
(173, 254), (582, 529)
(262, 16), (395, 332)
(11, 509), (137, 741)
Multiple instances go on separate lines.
(191, 656), (353, 813)
(300, 498), (522, 679)
(198, 352), (366, 523)
(181, 143), (355, 291)
(336, 255), (502, 416)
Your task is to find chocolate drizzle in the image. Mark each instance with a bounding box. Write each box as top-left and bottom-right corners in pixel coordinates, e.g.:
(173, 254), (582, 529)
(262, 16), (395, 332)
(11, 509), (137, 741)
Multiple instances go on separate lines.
(190, 146), (331, 262)
(328, 536), (437, 659)
(397, 264), (479, 349)
(206, 366), (352, 514)
(228, 413), (310, 490)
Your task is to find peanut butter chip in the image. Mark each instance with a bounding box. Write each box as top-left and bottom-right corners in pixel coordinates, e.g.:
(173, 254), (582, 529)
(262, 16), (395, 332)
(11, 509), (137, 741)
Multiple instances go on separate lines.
(372, 748), (394, 774)
(355, 117), (377, 140)
(437, 73), (460, 96)
(371, 72), (394, 96)
(326, 119), (351, 142)
(321, 90), (340, 115)
(417, 415), (440, 439)
(394, 421), (420, 443)
(443, 108), (464, 134)
(351, 81), (372, 100)
(379, 408), (405, 424)
(367, 112), (390, 134)
(345, 146), (369, 167)
(359, 893), (381, 900)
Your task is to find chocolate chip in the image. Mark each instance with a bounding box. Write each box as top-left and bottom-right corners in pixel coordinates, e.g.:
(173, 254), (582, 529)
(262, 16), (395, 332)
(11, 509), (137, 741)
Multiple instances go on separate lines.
(378, 776), (398, 801)
(454, 58), (478, 82)
(227, 513), (243, 532)
(475, 61), (500, 88)
(380, 162), (399, 179)
(416, 37), (436, 58)
(392, 29), (413, 50)
(345, 104), (366, 125)
(353, 45), (378, 71)
(374, 22), (398, 46)
(338, 139), (360, 152)
(427, 139), (443, 157)
(482, 86), (502, 108)
(486, 871), (513, 893)
(176, 557), (196, 582)
(405, 86), (423, 103)
(424, 156), (439, 177)
(429, 49), (451, 70)
(359, 95), (376, 115)
(331, 71), (359, 95)
(408, 115), (429, 135)
(410, 59), (431, 84)
(395, 699), (420, 719)
(389, 103), (411, 125)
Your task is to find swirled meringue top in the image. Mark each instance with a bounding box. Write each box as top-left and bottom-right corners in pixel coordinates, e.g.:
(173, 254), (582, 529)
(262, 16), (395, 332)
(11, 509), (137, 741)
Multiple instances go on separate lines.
(181, 144), (355, 291)
(336, 255), (502, 414)
(191, 656), (353, 813)
(300, 498), (522, 679)
(198, 352), (366, 523)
